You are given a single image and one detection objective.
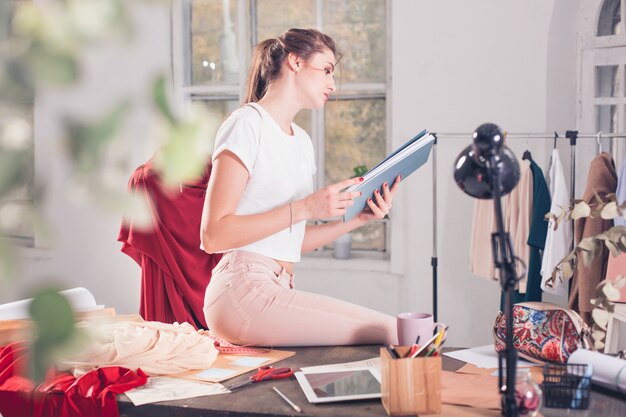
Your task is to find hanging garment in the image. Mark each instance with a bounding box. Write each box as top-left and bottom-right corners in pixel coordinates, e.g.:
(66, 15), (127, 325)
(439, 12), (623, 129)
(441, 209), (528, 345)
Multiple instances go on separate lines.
(568, 153), (617, 325)
(606, 158), (626, 302)
(512, 160), (551, 303)
(118, 158), (222, 329)
(470, 160), (533, 283)
(615, 158), (626, 227)
(0, 342), (147, 417)
(605, 252), (626, 303)
(58, 320), (219, 376)
(540, 149), (572, 296)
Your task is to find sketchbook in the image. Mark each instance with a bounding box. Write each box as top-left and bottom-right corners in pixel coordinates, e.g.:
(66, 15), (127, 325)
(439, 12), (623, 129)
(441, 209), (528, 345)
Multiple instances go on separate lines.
(343, 130), (435, 222)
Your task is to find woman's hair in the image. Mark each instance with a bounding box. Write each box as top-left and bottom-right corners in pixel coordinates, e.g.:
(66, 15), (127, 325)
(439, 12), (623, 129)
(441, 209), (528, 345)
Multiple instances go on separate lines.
(244, 28), (340, 103)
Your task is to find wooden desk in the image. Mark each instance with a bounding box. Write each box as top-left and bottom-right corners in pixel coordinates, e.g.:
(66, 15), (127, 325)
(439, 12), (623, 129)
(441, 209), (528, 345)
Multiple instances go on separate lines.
(118, 345), (626, 417)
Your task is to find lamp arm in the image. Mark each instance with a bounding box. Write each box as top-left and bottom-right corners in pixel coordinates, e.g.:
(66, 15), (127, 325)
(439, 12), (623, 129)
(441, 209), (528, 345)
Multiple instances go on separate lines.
(488, 154), (519, 417)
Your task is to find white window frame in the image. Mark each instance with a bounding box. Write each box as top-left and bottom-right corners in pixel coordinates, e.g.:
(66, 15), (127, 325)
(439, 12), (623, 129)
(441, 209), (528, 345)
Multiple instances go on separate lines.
(172, 0), (394, 265)
(578, 0), (626, 166)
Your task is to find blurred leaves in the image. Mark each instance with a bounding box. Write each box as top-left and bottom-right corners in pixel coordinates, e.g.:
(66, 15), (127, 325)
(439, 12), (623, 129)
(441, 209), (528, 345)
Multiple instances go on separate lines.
(65, 101), (131, 176)
(152, 77), (218, 186)
(590, 276), (626, 349)
(29, 288), (76, 382)
(0, 0), (212, 383)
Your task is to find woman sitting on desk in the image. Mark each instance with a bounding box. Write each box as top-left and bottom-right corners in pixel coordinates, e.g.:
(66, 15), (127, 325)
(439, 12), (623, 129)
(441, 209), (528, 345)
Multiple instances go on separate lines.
(201, 28), (400, 347)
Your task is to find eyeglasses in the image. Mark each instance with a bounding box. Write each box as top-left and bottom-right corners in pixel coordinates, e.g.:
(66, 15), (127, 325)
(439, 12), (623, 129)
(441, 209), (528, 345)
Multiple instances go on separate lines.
(307, 65), (335, 79)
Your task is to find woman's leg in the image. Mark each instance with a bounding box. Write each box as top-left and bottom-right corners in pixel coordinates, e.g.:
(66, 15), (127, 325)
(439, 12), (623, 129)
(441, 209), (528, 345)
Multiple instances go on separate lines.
(203, 251), (397, 346)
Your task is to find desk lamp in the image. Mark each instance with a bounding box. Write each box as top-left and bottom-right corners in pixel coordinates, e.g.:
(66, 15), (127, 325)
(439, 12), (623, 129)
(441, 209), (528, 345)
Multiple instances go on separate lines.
(453, 123), (522, 417)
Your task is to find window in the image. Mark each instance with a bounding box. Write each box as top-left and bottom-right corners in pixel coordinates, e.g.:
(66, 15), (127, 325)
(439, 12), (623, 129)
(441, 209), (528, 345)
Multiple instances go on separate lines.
(175, 0), (389, 254)
(580, 0), (626, 143)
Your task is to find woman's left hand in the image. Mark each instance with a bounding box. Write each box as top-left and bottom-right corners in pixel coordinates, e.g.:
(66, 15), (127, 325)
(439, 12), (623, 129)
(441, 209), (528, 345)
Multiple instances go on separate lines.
(356, 175), (401, 223)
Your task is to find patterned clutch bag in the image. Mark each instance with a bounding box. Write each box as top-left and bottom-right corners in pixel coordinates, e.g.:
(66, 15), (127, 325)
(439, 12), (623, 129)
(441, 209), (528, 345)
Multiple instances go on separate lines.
(493, 302), (593, 364)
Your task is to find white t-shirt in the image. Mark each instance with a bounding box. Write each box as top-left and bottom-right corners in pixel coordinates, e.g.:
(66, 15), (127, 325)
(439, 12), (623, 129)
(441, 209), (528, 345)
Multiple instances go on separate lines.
(210, 103), (316, 262)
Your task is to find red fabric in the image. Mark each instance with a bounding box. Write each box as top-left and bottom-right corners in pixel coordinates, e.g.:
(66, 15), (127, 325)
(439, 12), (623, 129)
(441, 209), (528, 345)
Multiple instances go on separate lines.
(0, 343), (147, 417)
(118, 158), (222, 329)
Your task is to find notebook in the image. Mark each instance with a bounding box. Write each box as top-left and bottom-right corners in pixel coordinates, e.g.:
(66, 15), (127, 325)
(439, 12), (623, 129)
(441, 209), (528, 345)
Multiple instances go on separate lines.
(343, 130), (435, 222)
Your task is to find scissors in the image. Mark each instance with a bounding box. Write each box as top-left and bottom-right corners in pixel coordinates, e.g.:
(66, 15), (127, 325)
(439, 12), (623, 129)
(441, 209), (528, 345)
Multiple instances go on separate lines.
(228, 366), (295, 390)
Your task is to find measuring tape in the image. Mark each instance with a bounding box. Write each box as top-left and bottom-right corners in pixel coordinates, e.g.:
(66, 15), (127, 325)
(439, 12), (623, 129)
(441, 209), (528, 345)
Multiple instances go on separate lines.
(201, 329), (271, 355)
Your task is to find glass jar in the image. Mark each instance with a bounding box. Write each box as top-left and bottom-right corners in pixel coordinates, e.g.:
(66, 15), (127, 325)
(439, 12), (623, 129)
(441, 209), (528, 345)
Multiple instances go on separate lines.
(515, 369), (543, 416)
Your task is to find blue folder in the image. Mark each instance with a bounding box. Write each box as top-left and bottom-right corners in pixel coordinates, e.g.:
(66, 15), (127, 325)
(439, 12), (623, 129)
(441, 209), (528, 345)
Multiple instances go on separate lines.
(343, 130), (435, 222)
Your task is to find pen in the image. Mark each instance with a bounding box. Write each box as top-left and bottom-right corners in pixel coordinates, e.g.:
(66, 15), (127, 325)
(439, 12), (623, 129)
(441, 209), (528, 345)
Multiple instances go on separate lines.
(409, 333), (440, 358)
(385, 344), (400, 359)
(273, 386), (301, 413)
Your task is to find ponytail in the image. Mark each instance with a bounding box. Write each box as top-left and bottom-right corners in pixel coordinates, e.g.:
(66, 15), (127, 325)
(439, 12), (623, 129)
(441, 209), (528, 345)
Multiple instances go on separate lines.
(244, 38), (286, 103)
(244, 28), (340, 103)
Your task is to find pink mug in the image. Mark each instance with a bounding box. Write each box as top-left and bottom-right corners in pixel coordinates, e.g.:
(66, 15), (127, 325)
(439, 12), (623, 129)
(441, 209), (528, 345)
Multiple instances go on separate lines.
(397, 312), (444, 346)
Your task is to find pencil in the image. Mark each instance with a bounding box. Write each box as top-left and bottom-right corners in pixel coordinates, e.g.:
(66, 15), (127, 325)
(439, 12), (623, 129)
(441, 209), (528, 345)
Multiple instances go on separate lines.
(272, 386), (301, 413)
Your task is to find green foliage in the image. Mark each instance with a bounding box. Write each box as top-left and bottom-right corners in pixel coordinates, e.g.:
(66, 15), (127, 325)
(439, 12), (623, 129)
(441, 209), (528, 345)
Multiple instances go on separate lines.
(28, 288), (76, 382)
(65, 101), (131, 176)
(353, 165), (368, 178)
(0, 0), (214, 381)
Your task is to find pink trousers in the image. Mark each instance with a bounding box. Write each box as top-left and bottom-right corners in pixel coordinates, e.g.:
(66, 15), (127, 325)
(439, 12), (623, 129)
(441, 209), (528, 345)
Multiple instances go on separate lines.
(203, 251), (397, 346)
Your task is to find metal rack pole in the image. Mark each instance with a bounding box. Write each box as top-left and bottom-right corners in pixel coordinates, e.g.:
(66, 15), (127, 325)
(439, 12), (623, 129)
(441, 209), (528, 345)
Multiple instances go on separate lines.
(431, 134), (438, 322)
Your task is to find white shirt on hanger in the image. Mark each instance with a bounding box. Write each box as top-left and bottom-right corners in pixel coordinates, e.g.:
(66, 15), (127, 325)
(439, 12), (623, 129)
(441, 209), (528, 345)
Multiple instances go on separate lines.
(540, 149), (572, 295)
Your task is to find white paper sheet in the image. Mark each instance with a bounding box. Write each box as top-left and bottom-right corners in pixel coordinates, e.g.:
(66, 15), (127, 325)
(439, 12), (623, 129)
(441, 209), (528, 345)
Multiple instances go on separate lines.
(124, 377), (229, 406)
(300, 357), (380, 373)
(443, 345), (534, 368)
(229, 356), (269, 367)
(0, 287), (101, 320)
(568, 348), (626, 393)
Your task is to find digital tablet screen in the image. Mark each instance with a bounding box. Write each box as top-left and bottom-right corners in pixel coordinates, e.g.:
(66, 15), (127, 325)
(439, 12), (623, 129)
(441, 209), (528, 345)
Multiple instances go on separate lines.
(295, 368), (381, 402)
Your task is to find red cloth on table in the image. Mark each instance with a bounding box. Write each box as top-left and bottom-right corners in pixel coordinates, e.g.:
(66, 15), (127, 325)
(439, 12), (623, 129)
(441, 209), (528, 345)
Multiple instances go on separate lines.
(0, 342), (147, 417)
(118, 158), (222, 329)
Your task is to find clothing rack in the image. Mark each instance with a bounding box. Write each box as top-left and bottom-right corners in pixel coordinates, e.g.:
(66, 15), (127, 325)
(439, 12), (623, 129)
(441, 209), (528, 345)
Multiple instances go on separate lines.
(430, 131), (626, 321)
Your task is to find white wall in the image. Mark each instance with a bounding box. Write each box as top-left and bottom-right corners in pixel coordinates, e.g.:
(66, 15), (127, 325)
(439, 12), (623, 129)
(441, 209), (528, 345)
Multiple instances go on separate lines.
(9, 0), (599, 348)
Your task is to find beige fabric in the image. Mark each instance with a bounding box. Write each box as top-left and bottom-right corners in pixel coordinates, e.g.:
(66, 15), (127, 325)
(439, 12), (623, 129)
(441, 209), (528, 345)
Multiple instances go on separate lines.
(59, 320), (219, 376)
(470, 160), (532, 292)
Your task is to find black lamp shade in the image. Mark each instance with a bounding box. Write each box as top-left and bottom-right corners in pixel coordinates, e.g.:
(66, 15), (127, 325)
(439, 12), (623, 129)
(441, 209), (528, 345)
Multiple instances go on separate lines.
(453, 124), (521, 199)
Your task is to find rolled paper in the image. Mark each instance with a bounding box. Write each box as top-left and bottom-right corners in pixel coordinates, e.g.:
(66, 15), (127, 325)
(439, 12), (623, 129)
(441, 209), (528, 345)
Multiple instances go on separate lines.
(568, 349), (626, 393)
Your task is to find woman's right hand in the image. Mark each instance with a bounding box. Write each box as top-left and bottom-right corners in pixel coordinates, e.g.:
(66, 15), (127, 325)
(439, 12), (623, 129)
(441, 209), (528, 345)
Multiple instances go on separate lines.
(296, 177), (363, 221)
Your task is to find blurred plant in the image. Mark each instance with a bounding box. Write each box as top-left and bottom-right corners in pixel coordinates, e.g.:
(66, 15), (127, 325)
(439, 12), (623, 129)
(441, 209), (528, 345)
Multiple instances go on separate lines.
(589, 276), (626, 350)
(546, 193), (626, 349)
(0, 0), (218, 380)
(352, 164), (367, 178)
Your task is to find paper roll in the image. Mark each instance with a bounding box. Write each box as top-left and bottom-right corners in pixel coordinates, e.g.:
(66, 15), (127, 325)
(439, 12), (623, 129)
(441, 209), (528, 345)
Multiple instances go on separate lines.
(568, 349), (626, 393)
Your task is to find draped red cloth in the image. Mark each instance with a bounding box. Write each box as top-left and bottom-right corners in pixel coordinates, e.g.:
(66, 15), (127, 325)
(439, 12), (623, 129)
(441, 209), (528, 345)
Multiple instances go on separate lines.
(0, 342), (147, 417)
(118, 158), (222, 329)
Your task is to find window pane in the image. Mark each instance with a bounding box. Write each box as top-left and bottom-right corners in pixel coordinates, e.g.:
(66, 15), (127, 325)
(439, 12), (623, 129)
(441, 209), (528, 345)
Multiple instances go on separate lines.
(323, 0), (386, 83)
(595, 65), (619, 97)
(324, 98), (385, 185)
(294, 109), (312, 134)
(256, 0), (316, 42)
(595, 105), (617, 133)
(352, 220), (386, 251)
(191, 0), (240, 85)
(193, 98), (240, 122)
(597, 0), (622, 36)
(325, 98), (385, 251)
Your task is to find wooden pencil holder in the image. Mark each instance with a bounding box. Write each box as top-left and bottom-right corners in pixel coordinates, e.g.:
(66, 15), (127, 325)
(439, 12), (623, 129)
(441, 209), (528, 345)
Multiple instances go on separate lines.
(380, 346), (442, 416)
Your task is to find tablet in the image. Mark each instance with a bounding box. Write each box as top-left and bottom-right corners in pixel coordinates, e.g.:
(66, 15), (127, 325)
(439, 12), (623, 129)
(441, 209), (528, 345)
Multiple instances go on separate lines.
(294, 367), (382, 403)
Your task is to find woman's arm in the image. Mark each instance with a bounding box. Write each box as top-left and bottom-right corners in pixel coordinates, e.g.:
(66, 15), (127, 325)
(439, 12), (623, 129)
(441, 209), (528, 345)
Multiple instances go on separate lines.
(200, 151), (364, 253)
(201, 151), (293, 253)
(301, 176), (400, 253)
